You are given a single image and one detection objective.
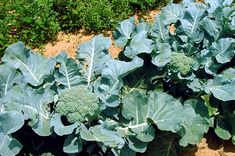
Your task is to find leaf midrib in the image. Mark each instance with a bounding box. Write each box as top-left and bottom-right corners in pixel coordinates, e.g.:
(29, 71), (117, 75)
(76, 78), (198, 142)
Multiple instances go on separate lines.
(14, 56), (39, 83)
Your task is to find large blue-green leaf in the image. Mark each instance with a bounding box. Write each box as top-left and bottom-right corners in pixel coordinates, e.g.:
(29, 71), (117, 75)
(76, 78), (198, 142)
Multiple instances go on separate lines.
(113, 17), (135, 47)
(136, 21), (151, 33)
(200, 17), (221, 41)
(205, 68), (235, 101)
(76, 35), (112, 86)
(151, 43), (171, 67)
(0, 111), (24, 156)
(205, 58), (222, 75)
(2, 42), (56, 86)
(51, 113), (79, 136)
(177, 102), (209, 147)
(121, 90), (188, 138)
(0, 134), (22, 156)
(230, 10), (235, 31)
(94, 57), (143, 107)
(124, 31), (153, 59)
(80, 124), (125, 149)
(187, 78), (206, 93)
(162, 3), (184, 25)
(208, 6), (235, 36)
(178, 3), (206, 43)
(205, 0), (222, 12)
(222, 68), (235, 80)
(0, 111), (24, 135)
(122, 90), (155, 143)
(195, 49), (222, 75)
(206, 77), (235, 101)
(3, 85), (54, 136)
(205, 0), (233, 13)
(214, 117), (232, 140)
(147, 91), (187, 133)
(63, 134), (82, 154)
(151, 14), (169, 42)
(0, 64), (21, 98)
(210, 38), (235, 64)
(55, 52), (82, 89)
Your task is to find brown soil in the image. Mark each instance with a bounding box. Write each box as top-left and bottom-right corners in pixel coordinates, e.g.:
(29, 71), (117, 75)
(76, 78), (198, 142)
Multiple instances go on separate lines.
(37, 8), (235, 156)
(42, 30), (122, 59)
(183, 137), (235, 156)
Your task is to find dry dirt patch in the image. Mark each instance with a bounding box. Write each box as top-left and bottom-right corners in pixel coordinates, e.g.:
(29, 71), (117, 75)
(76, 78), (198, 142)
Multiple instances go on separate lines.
(42, 30), (121, 59)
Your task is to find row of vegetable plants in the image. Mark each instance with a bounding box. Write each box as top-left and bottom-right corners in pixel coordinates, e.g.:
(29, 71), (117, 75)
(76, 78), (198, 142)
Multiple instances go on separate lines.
(0, 0), (235, 155)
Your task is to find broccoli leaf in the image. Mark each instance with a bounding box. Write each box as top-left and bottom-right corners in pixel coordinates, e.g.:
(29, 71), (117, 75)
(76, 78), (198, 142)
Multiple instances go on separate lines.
(119, 144), (136, 156)
(0, 111), (24, 156)
(76, 35), (112, 86)
(80, 124), (125, 149)
(51, 113), (79, 136)
(178, 3), (206, 43)
(0, 134), (22, 156)
(3, 85), (54, 136)
(206, 78), (235, 101)
(162, 3), (184, 25)
(211, 38), (235, 64)
(151, 43), (171, 67)
(147, 91), (188, 133)
(215, 118), (232, 140)
(63, 134), (82, 154)
(2, 42), (56, 86)
(55, 52), (82, 89)
(151, 14), (169, 42)
(205, 0), (233, 13)
(113, 17), (135, 47)
(200, 16), (221, 41)
(121, 89), (208, 150)
(122, 90), (155, 143)
(177, 103), (209, 147)
(94, 57), (143, 107)
(124, 31), (153, 59)
(0, 64), (21, 98)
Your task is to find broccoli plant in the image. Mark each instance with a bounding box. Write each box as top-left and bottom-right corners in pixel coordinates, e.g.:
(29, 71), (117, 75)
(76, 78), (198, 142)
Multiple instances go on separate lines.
(0, 0), (235, 156)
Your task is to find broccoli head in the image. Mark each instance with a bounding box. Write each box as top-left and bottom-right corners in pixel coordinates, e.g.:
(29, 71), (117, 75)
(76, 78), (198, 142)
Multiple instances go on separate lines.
(168, 52), (194, 75)
(55, 85), (99, 123)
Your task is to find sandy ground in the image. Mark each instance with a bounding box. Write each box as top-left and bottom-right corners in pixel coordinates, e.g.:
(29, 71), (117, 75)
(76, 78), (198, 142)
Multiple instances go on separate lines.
(42, 30), (122, 59)
(184, 138), (235, 156)
(37, 8), (235, 156)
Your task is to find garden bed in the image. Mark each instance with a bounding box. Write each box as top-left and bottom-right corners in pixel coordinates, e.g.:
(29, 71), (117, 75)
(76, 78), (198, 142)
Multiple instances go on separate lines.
(1, 0), (235, 155)
(35, 4), (235, 156)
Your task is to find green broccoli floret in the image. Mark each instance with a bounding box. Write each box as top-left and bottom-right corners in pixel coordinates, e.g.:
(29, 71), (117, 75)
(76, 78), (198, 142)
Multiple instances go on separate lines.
(168, 52), (194, 75)
(55, 85), (99, 123)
